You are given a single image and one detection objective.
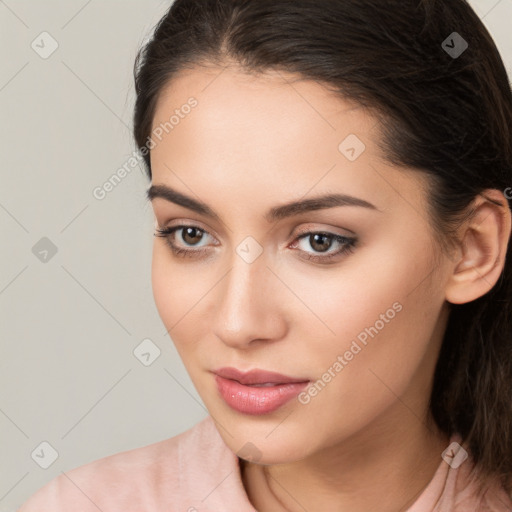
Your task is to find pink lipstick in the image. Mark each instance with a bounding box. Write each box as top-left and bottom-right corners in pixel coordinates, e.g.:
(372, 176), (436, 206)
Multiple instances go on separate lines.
(213, 367), (309, 415)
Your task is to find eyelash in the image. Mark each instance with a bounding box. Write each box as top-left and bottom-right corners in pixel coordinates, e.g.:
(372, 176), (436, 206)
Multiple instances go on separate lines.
(154, 225), (357, 264)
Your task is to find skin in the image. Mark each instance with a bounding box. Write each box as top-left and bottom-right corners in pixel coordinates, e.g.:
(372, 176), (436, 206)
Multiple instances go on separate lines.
(147, 63), (511, 512)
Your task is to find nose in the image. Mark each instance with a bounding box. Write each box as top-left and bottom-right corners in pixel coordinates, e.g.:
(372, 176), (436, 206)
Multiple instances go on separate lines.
(211, 250), (287, 350)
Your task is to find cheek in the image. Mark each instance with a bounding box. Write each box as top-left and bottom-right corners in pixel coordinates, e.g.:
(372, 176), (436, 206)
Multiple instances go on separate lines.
(151, 243), (220, 359)
(292, 236), (443, 425)
(151, 245), (175, 324)
(151, 243), (204, 319)
(151, 244), (198, 338)
(285, 236), (436, 351)
(298, 296), (441, 448)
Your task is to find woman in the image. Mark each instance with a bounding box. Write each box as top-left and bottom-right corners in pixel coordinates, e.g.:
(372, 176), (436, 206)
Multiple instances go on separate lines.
(18, 0), (512, 510)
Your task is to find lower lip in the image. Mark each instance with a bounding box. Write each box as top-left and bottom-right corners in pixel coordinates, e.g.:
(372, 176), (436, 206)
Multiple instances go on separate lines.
(214, 375), (309, 415)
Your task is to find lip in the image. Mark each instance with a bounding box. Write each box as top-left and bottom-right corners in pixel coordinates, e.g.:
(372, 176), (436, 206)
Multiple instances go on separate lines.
(213, 367), (310, 415)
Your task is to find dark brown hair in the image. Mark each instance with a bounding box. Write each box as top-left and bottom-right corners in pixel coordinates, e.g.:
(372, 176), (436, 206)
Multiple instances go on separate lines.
(133, 0), (512, 496)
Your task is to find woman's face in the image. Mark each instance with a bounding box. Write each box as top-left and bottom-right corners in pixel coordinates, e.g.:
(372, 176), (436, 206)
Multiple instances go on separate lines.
(148, 65), (453, 463)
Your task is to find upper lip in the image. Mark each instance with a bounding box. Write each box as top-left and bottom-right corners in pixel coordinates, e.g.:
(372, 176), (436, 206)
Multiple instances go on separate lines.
(213, 367), (309, 385)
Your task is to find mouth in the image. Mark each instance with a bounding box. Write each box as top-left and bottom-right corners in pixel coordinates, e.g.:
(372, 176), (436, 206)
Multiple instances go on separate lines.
(212, 367), (310, 415)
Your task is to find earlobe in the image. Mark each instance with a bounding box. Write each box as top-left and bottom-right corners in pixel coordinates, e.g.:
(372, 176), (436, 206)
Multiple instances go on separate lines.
(445, 189), (511, 305)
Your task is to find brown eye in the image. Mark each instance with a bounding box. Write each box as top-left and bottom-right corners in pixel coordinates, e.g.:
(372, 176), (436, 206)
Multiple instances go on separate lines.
(292, 230), (357, 264)
(181, 227), (205, 246)
(154, 224), (215, 259)
(308, 233), (333, 253)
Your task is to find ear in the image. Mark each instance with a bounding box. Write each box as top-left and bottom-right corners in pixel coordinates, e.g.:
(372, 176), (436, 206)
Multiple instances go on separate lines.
(445, 189), (511, 305)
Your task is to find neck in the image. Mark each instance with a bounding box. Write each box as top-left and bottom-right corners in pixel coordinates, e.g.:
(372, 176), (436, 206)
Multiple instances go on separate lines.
(241, 408), (450, 512)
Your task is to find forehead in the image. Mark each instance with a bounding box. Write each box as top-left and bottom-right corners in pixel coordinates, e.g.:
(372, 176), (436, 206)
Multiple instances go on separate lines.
(149, 65), (430, 219)
(151, 67), (371, 174)
(151, 64), (372, 142)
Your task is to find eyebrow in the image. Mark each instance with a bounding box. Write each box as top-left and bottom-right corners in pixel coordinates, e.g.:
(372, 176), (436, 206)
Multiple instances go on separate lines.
(146, 184), (378, 223)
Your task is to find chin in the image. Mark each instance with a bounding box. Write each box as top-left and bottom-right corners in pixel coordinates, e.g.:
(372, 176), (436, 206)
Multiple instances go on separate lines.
(211, 410), (313, 464)
(234, 437), (310, 466)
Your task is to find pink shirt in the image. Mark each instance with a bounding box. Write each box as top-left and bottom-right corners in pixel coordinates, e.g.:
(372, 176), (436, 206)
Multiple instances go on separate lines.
(18, 415), (512, 511)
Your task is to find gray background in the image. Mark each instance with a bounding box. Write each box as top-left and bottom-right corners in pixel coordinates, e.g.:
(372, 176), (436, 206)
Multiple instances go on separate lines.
(0, 0), (511, 510)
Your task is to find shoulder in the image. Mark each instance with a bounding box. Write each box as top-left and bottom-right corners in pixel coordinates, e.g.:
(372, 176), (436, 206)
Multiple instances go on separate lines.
(410, 435), (512, 512)
(449, 460), (512, 512)
(17, 415), (252, 512)
(447, 438), (512, 512)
